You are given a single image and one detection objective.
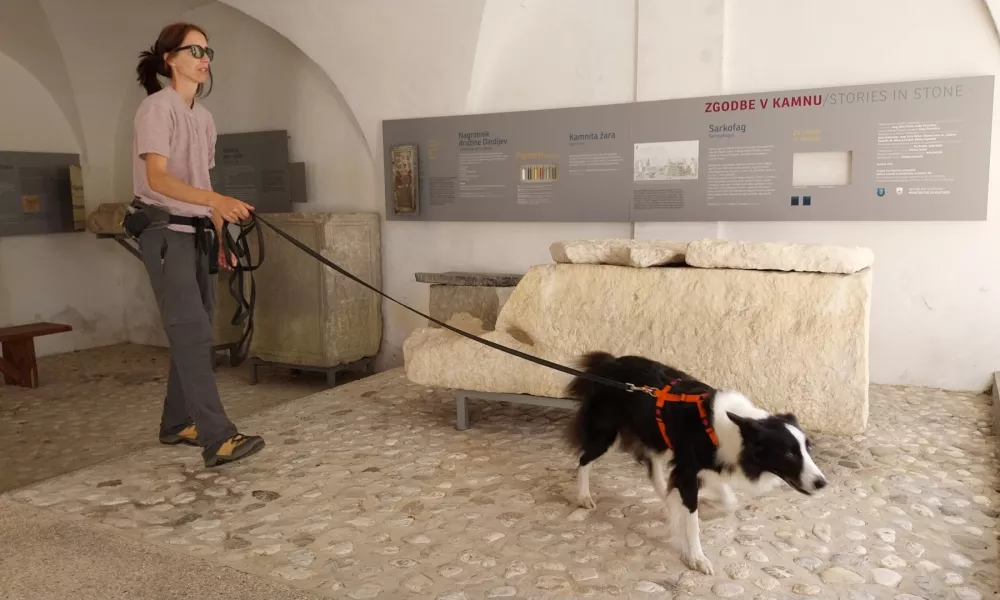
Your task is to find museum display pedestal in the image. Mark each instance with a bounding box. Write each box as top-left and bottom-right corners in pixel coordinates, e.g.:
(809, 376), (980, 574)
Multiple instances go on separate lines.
(404, 238), (874, 436)
(247, 212), (382, 386)
(415, 271), (522, 332)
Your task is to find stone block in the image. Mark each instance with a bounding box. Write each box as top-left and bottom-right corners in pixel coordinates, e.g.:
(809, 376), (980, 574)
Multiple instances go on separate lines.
(85, 203), (127, 235)
(685, 239), (874, 274)
(428, 285), (513, 331)
(549, 239), (687, 267)
(249, 212), (382, 368)
(405, 253), (873, 435)
(415, 272), (523, 287)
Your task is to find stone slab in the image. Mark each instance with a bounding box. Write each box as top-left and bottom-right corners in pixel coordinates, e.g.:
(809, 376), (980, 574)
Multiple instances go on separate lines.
(415, 271), (523, 287)
(685, 239), (874, 274)
(549, 239), (687, 267)
(405, 262), (872, 435)
(85, 202), (127, 235)
(428, 285), (513, 332)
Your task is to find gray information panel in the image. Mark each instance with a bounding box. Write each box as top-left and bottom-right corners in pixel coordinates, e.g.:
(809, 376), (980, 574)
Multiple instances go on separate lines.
(0, 151), (80, 238)
(383, 104), (632, 221)
(382, 75), (993, 222)
(209, 130), (293, 214)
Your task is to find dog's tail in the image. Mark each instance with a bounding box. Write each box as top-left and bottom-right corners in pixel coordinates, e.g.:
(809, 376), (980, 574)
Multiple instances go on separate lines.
(566, 351), (617, 400)
(564, 351), (618, 452)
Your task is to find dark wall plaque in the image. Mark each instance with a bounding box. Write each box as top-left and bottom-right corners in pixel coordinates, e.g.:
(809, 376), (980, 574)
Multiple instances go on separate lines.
(210, 130), (294, 214)
(0, 150), (80, 238)
(382, 75), (993, 222)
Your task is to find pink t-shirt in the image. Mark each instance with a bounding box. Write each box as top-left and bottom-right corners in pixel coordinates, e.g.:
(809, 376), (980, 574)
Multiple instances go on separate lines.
(132, 86), (216, 232)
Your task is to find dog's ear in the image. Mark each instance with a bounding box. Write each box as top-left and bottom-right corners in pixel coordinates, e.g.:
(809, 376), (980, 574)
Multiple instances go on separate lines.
(727, 411), (763, 437)
(775, 412), (800, 427)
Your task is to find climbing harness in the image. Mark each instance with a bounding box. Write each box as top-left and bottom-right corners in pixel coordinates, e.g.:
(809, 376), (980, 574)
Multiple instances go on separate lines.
(643, 379), (719, 449)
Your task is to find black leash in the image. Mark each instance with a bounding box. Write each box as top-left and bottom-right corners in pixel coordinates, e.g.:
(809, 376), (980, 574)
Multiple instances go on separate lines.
(219, 215), (264, 367)
(221, 212), (648, 395)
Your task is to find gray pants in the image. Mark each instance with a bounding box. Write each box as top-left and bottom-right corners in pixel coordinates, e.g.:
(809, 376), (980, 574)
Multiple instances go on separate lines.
(138, 224), (237, 453)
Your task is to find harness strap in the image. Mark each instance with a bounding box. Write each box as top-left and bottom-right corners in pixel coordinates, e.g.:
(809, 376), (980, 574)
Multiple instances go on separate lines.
(652, 378), (720, 449)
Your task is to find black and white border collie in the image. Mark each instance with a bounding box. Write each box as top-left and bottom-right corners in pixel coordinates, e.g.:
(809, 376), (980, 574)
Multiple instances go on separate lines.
(565, 352), (827, 575)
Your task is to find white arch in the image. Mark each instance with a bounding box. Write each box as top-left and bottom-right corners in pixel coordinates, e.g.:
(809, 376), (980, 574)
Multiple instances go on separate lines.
(0, 0), (87, 157)
(217, 0), (486, 158)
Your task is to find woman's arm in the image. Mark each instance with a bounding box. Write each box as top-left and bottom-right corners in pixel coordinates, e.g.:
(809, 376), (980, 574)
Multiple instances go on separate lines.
(144, 153), (252, 222)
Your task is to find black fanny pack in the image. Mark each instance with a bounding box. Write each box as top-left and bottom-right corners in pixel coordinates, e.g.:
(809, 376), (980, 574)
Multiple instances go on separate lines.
(124, 198), (219, 273)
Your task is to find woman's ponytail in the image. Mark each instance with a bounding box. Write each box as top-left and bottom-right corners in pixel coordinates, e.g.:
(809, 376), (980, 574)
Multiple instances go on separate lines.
(136, 43), (166, 95)
(136, 24), (209, 96)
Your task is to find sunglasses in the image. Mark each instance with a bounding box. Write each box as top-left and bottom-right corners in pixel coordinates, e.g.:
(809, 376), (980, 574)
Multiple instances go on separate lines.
(175, 44), (214, 61)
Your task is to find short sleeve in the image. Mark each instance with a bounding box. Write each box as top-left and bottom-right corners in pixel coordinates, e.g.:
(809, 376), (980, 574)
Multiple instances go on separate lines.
(207, 117), (217, 170)
(134, 100), (173, 159)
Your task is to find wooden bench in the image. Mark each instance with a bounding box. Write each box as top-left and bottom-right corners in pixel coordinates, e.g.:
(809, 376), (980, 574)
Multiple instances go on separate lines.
(0, 322), (73, 388)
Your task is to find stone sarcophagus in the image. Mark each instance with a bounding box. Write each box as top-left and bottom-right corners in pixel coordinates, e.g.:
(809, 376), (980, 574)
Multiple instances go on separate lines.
(404, 238), (873, 436)
(248, 212), (382, 368)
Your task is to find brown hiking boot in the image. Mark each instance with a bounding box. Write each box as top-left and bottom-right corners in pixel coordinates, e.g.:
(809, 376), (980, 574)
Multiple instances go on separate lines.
(203, 433), (265, 468)
(159, 424), (199, 446)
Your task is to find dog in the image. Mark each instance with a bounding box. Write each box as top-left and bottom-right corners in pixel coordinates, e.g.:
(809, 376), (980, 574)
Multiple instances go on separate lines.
(565, 351), (827, 575)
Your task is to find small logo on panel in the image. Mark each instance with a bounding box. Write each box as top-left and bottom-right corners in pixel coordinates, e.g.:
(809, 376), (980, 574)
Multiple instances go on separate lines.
(791, 196), (800, 206)
(876, 188), (886, 197)
(896, 187), (903, 195)
(802, 195), (812, 206)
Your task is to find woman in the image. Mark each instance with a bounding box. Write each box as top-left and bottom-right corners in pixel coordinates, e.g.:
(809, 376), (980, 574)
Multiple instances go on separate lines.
(131, 22), (264, 467)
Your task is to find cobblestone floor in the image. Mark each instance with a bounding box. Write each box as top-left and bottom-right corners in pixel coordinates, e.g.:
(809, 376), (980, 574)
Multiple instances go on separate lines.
(3, 362), (998, 599)
(0, 344), (327, 492)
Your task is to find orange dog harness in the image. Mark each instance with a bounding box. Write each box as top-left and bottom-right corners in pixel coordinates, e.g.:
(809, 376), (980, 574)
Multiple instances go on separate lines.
(641, 379), (720, 450)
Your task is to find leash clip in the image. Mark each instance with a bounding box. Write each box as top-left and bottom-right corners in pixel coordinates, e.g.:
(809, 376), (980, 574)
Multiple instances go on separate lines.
(626, 383), (658, 397)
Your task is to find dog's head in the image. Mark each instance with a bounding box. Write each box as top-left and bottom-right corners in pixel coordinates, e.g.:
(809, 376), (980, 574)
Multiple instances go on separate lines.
(727, 411), (827, 495)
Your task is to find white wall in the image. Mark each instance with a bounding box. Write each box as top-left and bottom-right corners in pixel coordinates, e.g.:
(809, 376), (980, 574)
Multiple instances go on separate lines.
(0, 50), (126, 355)
(718, 0), (1000, 390)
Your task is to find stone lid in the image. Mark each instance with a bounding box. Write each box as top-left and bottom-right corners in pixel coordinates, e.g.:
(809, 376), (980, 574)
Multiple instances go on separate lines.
(549, 239), (687, 267)
(685, 239), (874, 274)
(414, 271), (523, 286)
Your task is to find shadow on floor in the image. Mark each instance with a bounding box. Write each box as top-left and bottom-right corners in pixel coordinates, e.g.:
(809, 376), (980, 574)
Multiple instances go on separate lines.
(0, 343), (337, 493)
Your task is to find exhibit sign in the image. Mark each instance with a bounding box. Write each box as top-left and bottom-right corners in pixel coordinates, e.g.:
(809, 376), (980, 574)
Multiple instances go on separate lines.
(0, 150), (80, 238)
(209, 129), (294, 214)
(382, 75), (994, 222)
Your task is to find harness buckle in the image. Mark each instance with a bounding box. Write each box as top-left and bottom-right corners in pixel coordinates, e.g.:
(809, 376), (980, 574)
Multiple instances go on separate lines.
(626, 383), (658, 397)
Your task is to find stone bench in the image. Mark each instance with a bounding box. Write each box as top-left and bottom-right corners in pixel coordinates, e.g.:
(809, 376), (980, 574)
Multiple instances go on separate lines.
(404, 238), (874, 436)
(0, 322), (73, 388)
(415, 271), (523, 331)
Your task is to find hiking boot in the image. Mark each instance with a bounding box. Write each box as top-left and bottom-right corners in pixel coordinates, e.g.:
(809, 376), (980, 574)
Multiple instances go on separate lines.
(159, 424), (199, 446)
(203, 433), (265, 468)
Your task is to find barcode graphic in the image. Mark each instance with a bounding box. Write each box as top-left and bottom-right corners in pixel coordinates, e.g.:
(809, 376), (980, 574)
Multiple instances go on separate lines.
(519, 164), (558, 182)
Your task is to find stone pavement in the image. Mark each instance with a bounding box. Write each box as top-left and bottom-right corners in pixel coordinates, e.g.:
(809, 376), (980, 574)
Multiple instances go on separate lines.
(4, 365), (997, 599)
(0, 343), (327, 492)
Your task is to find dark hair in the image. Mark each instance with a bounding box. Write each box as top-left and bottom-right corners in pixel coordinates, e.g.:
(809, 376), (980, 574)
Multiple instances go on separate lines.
(136, 22), (213, 97)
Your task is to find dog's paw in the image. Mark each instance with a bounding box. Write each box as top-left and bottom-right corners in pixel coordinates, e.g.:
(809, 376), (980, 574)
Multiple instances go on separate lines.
(683, 551), (714, 576)
(577, 494), (597, 510)
(718, 491), (739, 512)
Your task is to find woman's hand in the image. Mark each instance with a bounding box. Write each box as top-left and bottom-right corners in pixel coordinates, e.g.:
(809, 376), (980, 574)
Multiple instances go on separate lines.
(211, 211), (236, 270)
(209, 193), (254, 223)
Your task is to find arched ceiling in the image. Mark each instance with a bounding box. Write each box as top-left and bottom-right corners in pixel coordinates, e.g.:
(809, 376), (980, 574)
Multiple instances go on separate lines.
(0, 0), (87, 156)
(217, 0), (486, 157)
